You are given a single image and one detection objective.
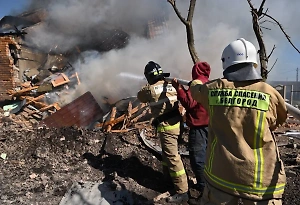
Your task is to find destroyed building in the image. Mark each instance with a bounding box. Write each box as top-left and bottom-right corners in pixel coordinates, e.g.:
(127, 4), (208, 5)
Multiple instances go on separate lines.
(0, 5), (169, 127)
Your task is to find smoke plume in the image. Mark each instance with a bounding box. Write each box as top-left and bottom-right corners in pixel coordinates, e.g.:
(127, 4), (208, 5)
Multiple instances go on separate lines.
(22, 0), (300, 107)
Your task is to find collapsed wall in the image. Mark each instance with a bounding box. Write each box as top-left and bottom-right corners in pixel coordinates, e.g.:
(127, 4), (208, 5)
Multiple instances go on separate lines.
(0, 36), (20, 101)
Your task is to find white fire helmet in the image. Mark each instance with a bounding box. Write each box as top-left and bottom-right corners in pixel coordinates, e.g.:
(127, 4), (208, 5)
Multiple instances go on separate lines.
(221, 38), (258, 70)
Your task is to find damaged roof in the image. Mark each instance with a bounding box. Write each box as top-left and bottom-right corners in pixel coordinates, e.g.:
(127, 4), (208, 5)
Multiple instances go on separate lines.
(0, 15), (36, 34)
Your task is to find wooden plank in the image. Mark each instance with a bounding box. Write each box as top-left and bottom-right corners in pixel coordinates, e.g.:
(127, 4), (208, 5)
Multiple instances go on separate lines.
(69, 72), (81, 85)
(19, 96), (48, 109)
(130, 107), (150, 124)
(53, 103), (61, 110)
(105, 107), (117, 132)
(121, 101), (132, 130)
(51, 73), (70, 87)
(21, 81), (31, 88)
(97, 103), (146, 128)
(28, 102), (59, 115)
(25, 94), (45, 105)
(7, 86), (38, 96)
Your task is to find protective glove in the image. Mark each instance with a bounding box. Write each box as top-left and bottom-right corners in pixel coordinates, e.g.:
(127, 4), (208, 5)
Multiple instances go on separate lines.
(151, 118), (160, 127)
(171, 78), (180, 89)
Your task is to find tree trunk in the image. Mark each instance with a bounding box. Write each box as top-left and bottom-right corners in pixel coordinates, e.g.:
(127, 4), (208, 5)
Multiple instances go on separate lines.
(251, 11), (268, 80)
(167, 0), (200, 64)
(186, 22), (200, 64)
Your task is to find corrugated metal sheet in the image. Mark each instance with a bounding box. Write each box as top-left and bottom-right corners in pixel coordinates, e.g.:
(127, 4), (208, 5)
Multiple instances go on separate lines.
(40, 91), (103, 128)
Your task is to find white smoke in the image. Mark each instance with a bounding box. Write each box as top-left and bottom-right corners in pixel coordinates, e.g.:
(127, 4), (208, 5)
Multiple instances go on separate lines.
(23, 0), (300, 107)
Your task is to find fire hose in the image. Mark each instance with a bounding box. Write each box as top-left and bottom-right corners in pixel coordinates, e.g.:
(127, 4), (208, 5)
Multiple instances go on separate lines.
(164, 77), (300, 121)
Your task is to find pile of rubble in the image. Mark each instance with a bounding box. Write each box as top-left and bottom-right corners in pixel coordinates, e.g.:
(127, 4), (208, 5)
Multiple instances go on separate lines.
(3, 70), (78, 123)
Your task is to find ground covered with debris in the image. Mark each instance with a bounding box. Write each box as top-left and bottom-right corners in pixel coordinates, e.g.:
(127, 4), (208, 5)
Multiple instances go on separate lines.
(0, 114), (299, 205)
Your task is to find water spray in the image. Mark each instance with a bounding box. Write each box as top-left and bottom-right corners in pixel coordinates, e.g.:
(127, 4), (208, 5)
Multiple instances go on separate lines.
(119, 72), (300, 120)
(118, 72), (145, 81)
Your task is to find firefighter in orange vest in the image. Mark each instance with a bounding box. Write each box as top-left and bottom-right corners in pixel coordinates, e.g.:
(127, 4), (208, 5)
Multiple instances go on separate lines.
(137, 61), (188, 203)
(188, 38), (287, 205)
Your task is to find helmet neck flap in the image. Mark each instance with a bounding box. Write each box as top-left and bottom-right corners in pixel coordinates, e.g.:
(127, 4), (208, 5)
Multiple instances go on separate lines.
(223, 63), (262, 81)
(221, 38), (261, 81)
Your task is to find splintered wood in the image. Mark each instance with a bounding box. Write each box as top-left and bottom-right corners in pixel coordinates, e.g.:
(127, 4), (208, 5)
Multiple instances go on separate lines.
(7, 86), (39, 97)
(4, 72), (81, 122)
(121, 101), (132, 130)
(105, 107), (117, 132)
(28, 103), (61, 115)
(99, 102), (150, 133)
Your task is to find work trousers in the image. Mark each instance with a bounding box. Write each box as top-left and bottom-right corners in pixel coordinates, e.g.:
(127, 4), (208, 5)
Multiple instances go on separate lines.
(201, 183), (282, 205)
(188, 126), (208, 191)
(159, 132), (188, 194)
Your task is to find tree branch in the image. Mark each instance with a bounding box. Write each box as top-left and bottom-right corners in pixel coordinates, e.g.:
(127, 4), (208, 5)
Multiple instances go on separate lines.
(267, 58), (278, 74)
(267, 45), (276, 60)
(263, 12), (300, 54)
(257, 0), (267, 15)
(261, 26), (271, 31)
(259, 8), (269, 20)
(167, 0), (200, 63)
(247, 0), (255, 9)
(167, 0), (188, 25)
(259, 20), (275, 25)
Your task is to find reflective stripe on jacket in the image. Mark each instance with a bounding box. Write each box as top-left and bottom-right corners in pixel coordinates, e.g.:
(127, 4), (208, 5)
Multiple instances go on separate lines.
(190, 78), (287, 200)
(137, 80), (181, 135)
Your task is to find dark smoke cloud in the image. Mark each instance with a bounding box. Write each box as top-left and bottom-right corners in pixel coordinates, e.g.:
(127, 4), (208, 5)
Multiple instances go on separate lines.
(25, 0), (168, 52)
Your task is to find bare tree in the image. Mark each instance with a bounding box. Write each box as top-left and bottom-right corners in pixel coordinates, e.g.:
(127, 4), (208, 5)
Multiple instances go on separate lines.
(247, 0), (300, 80)
(167, 0), (299, 77)
(167, 0), (199, 64)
